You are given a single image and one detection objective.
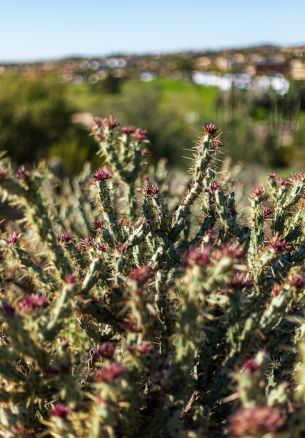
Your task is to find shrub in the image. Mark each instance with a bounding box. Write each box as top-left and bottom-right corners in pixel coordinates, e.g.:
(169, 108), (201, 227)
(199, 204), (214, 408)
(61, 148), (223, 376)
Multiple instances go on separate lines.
(0, 119), (304, 437)
(0, 73), (95, 169)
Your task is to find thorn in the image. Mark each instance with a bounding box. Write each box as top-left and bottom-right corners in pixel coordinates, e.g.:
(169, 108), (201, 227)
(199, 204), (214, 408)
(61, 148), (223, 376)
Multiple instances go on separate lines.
(271, 267), (276, 278)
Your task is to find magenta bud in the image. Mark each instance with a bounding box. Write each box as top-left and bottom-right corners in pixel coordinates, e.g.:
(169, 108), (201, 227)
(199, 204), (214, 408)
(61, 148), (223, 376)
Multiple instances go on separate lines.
(94, 168), (112, 182)
(95, 363), (126, 383)
(203, 122), (217, 136)
(58, 232), (73, 243)
(185, 246), (211, 268)
(129, 265), (152, 286)
(243, 358), (259, 373)
(209, 182), (222, 191)
(94, 219), (104, 230)
(93, 342), (115, 360)
(139, 341), (152, 355)
(268, 235), (288, 254)
(121, 126), (135, 135)
(15, 166), (31, 181)
(7, 231), (21, 245)
(51, 404), (71, 420)
(66, 274), (77, 285)
(252, 186), (265, 198)
(19, 293), (47, 311)
(103, 116), (119, 129)
(134, 128), (148, 141)
(144, 183), (159, 196)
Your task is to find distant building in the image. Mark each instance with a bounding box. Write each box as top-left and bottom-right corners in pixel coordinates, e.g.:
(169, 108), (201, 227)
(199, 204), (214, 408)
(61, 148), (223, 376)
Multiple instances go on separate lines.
(215, 56), (231, 71)
(194, 56), (211, 70)
(233, 53), (246, 63)
(245, 65), (256, 76)
(290, 60), (305, 81)
(255, 60), (290, 76)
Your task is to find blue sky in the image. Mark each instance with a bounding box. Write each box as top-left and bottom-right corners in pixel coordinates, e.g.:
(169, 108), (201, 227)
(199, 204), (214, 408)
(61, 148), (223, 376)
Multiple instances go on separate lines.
(0, 0), (304, 61)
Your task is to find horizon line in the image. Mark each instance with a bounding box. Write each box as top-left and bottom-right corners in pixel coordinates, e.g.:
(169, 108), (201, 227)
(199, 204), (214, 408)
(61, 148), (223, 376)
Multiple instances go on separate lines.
(1, 41), (305, 64)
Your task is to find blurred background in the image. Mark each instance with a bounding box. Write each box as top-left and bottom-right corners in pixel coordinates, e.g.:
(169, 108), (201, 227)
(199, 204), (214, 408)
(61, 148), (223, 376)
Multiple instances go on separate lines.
(0, 0), (305, 176)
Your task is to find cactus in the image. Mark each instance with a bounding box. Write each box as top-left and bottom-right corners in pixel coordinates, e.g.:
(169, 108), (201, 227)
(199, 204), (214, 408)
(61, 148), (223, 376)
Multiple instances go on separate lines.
(0, 117), (304, 437)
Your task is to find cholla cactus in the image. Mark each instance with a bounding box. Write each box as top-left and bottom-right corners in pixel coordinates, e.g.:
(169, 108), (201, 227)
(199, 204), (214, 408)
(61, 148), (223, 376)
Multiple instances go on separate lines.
(0, 117), (304, 437)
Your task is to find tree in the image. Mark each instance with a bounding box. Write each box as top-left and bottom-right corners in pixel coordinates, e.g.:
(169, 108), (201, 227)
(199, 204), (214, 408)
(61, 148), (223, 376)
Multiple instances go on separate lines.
(0, 73), (86, 164)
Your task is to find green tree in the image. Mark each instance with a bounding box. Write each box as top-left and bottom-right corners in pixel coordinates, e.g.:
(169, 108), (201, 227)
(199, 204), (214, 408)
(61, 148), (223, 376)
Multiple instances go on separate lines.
(0, 73), (93, 166)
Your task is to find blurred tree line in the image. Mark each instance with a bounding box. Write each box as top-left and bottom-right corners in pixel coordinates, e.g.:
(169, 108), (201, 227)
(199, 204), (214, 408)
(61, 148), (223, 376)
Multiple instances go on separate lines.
(0, 73), (96, 173)
(0, 72), (304, 174)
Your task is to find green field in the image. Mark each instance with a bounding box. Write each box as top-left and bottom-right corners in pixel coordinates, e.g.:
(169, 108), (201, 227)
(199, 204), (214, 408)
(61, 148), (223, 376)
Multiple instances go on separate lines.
(67, 78), (219, 121)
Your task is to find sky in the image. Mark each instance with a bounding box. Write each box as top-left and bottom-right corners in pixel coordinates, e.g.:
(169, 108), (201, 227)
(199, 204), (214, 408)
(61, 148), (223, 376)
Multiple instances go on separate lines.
(0, 0), (304, 61)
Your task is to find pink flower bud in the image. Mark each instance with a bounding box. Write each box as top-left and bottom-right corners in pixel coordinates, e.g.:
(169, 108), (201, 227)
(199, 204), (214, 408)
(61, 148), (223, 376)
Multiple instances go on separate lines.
(268, 235), (287, 254)
(79, 236), (95, 250)
(185, 246), (211, 268)
(95, 363), (126, 383)
(66, 274), (77, 285)
(262, 207), (273, 220)
(228, 273), (253, 289)
(272, 284), (281, 297)
(214, 242), (245, 261)
(7, 231), (21, 245)
(116, 243), (127, 254)
(252, 186), (265, 198)
(119, 218), (130, 227)
(94, 219), (104, 230)
(58, 232), (73, 243)
(144, 183), (159, 196)
(0, 168), (8, 180)
(15, 166), (31, 181)
(94, 168), (112, 182)
(19, 293), (47, 311)
(139, 341), (152, 355)
(289, 274), (305, 290)
(229, 406), (285, 436)
(103, 116), (119, 129)
(98, 243), (108, 253)
(203, 122), (217, 136)
(290, 172), (305, 182)
(129, 265), (152, 286)
(212, 138), (223, 148)
(278, 178), (290, 187)
(243, 358), (259, 373)
(93, 117), (103, 128)
(51, 404), (71, 420)
(96, 132), (105, 142)
(93, 342), (115, 360)
(12, 424), (26, 435)
(121, 317), (138, 333)
(209, 182), (222, 191)
(121, 126), (135, 135)
(134, 128), (148, 141)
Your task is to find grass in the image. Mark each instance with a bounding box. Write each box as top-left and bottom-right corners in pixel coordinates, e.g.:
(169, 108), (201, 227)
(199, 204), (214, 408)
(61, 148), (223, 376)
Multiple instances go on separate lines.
(154, 77), (218, 117)
(67, 78), (220, 121)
